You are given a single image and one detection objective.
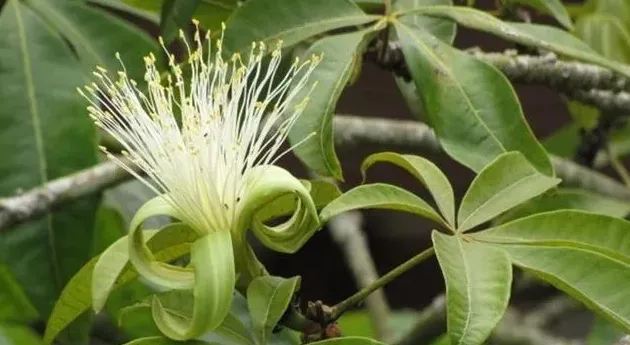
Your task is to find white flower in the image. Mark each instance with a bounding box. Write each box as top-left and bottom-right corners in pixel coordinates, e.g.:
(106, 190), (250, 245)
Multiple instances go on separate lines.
(81, 22), (319, 236)
(82, 22), (321, 340)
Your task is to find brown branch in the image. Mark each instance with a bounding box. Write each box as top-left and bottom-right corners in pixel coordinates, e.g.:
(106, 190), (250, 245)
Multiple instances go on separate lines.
(2, 116), (630, 232)
(0, 159), (132, 231)
(470, 50), (630, 93)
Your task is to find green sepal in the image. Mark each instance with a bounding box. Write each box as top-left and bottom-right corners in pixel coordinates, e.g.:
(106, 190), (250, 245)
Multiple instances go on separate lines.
(152, 231), (236, 340)
(237, 165), (321, 253)
(128, 196), (195, 290)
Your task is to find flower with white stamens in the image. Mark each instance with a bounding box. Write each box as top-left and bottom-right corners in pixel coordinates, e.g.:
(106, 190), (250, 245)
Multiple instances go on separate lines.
(84, 22), (321, 340)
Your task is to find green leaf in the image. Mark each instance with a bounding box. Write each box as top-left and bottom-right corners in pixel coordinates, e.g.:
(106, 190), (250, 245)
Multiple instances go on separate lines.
(247, 275), (300, 345)
(309, 337), (389, 345)
(24, 0), (158, 80)
(320, 183), (448, 228)
(498, 189), (630, 223)
(0, 324), (45, 345)
(394, 0), (456, 44)
(194, 0), (239, 32)
(121, 336), (214, 345)
(0, 263), (38, 323)
(337, 310), (420, 338)
(89, 0), (160, 23)
(92, 206), (126, 255)
(587, 0), (630, 32)
(575, 13), (630, 64)
(223, 0), (379, 55)
(361, 152), (455, 227)
(160, 0), (200, 43)
(0, 0), (99, 317)
(473, 210), (630, 264)
(402, 6), (630, 79)
(44, 224), (196, 344)
(394, 22), (553, 175)
(289, 30), (374, 179)
(432, 232), (512, 345)
(499, 245), (630, 333)
(587, 317), (625, 345)
(543, 123), (581, 159)
(502, 0), (573, 29)
(457, 152), (561, 232)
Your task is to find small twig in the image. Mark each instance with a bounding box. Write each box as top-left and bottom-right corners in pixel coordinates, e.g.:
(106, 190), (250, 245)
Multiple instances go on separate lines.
(327, 209), (394, 341)
(329, 247), (435, 321)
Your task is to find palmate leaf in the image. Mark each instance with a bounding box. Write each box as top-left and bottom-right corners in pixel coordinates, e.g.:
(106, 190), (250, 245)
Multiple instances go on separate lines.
(393, 21), (553, 175)
(473, 210), (630, 333)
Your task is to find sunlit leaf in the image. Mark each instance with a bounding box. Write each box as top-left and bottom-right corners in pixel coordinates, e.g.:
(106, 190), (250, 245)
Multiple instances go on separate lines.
(247, 276), (300, 345)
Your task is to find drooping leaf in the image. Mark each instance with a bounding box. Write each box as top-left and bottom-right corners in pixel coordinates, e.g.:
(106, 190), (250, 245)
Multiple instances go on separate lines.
(0, 0), (99, 317)
(24, 0), (158, 80)
(223, 0), (379, 55)
(457, 152), (560, 232)
(0, 263), (38, 323)
(394, 22), (553, 175)
(160, 0), (200, 43)
(320, 183), (448, 228)
(44, 225), (197, 344)
(498, 189), (630, 223)
(361, 152), (455, 227)
(402, 6), (630, 78)
(500, 245), (630, 333)
(0, 324), (45, 345)
(247, 276), (300, 345)
(473, 210), (630, 264)
(289, 29), (374, 179)
(432, 232), (512, 345)
(394, 0), (456, 44)
(502, 0), (573, 29)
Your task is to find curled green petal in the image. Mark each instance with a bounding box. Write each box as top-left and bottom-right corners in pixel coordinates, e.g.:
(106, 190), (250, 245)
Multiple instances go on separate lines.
(152, 231), (236, 340)
(128, 196), (195, 290)
(237, 165), (320, 254)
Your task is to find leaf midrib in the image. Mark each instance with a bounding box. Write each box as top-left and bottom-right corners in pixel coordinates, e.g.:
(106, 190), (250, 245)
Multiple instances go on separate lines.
(456, 237), (473, 345)
(13, 0), (61, 289)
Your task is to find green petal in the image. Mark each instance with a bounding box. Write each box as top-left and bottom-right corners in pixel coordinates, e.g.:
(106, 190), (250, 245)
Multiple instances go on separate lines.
(152, 231), (236, 340)
(237, 165), (320, 253)
(128, 196), (195, 290)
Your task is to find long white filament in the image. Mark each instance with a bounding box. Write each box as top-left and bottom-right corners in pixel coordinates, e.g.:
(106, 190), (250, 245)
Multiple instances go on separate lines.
(79, 22), (320, 235)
